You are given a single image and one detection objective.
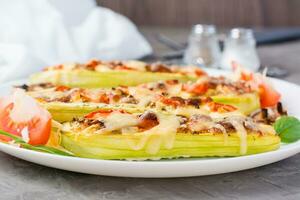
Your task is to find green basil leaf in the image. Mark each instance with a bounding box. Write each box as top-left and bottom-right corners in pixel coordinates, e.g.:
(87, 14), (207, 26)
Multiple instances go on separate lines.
(279, 124), (300, 143)
(274, 116), (300, 143)
(274, 116), (299, 134)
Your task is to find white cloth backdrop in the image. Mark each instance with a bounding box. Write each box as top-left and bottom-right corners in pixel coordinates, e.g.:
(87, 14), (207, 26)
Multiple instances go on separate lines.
(0, 0), (152, 82)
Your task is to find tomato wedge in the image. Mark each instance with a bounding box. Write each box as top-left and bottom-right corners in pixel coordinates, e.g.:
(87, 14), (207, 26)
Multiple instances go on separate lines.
(232, 62), (281, 108)
(0, 89), (51, 145)
(259, 82), (281, 108)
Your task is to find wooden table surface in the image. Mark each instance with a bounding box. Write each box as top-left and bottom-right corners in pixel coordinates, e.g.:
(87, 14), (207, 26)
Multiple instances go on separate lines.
(1, 27), (300, 200)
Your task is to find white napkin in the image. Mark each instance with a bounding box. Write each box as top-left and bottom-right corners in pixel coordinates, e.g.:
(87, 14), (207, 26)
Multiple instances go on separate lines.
(0, 0), (152, 82)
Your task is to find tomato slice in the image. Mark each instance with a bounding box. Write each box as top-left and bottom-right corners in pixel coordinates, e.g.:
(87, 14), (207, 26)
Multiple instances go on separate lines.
(0, 89), (51, 145)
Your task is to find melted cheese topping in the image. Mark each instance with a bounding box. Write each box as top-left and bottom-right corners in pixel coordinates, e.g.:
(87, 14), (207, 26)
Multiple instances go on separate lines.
(62, 63), (77, 70)
(189, 120), (214, 132)
(172, 107), (207, 117)
(208, 110), (245, 119)
(258, 124), (276, 135)
(124, 60), (147, 71)
(227, 117), (247, 154)
(128, 87), (157, 107)
(125, 114), (181, 155)
(95, 64), (113, 72)
(101, 113), (139, 133)
(28, 88), (65, 100)
(167, 84), (183, 96)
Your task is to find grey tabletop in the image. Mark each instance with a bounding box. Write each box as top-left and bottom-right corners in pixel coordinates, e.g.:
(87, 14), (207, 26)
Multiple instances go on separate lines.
(1, 27), (300, 200)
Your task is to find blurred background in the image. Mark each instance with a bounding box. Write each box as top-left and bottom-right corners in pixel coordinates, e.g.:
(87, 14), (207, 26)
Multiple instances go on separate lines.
(95, 0), (300, 81)
(1, 0), (300, 82)
(97, 0), (300, 28)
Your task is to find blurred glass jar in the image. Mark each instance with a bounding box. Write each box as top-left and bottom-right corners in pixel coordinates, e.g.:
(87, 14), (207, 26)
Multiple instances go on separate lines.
(220, 28), (260, 71)
(183, 24), (221, 68)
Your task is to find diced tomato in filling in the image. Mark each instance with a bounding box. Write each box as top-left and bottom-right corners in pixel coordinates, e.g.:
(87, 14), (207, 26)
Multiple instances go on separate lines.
(240, 72), (254, 81)
(86, 60), (101, 70)
(138, 112), (159, 130)
(85, 110), (113, 119)
(55, 85), (70, 92)
(195, 69), (207, 77)
(159, 96), (185, 108)
(165, 80), (179, 85)
(84, 109), (127, 119)
(182, 82), (209, 95)
(208, 102), (237, 113)
(108, 94), (121, 102)
(97, 94), (110, 104)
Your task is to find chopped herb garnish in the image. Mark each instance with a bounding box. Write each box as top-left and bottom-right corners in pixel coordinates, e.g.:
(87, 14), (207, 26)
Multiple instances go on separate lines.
(0, 130), (73, 156)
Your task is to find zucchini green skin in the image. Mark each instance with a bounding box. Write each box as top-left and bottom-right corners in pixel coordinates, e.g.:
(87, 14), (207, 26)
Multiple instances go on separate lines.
(39, 92), (260, 122)
(29, 70), (196, 88)
(41, 102), (144, 122)
(211, 93), (261, 115)
(60, 133), (280, 160)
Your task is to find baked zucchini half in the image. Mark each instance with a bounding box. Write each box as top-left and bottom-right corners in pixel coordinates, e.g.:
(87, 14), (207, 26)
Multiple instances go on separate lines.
(40, 92), (260, 122)
(29, 70), (197, 88)
(61, 133), (279, 160)
(25, 76), (260, 122)
(56, 110), (280, 160)
(29, 60), (204, 88)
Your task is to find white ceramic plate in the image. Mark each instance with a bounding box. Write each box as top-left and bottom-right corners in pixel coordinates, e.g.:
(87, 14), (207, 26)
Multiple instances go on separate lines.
(0, 69), (300, 178)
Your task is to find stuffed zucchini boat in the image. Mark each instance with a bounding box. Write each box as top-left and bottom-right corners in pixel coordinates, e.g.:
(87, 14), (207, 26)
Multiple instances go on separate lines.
(23, 76), (261, 122)
(29, 60), (204, 88)
(56, 109), (280, 160)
